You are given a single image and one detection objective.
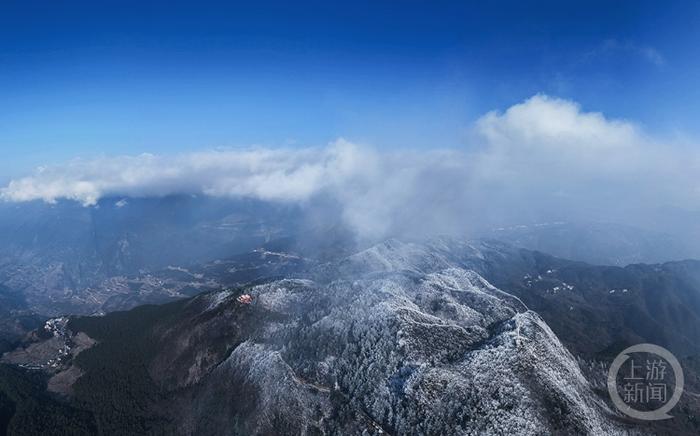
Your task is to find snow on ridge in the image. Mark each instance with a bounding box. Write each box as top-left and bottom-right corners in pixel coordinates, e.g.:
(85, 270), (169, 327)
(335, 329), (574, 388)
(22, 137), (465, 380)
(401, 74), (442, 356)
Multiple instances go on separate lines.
(194, 237), (628, 434)
(206, 290), (234, 311)
(341, 238), (454, 275)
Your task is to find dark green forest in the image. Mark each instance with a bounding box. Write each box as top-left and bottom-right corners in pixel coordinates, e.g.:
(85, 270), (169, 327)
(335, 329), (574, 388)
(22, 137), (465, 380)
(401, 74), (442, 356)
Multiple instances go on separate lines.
(0, 300), (188, 436)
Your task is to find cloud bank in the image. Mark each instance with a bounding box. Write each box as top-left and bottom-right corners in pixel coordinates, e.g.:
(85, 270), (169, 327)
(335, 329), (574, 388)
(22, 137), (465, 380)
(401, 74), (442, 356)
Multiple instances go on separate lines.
(3, 95), (699, 238)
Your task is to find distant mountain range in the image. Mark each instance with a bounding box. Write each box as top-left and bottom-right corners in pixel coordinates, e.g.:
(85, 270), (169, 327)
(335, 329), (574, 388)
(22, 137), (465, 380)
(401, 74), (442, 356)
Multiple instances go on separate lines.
(0, 196), (305, 314)
(486, 221), (700, 266)
(1, 197), (698, 320)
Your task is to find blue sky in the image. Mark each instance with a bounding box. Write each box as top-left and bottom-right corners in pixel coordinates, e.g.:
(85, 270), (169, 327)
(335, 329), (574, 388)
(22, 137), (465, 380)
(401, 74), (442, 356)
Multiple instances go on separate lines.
(1, 0), (699, 178)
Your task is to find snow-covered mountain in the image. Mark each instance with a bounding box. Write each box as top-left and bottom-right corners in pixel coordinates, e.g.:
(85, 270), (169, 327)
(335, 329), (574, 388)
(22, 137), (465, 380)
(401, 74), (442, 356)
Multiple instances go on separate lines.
(3, 236), (700, 434)
(1, 239), (643, 435)
(183, 268), (625, 435)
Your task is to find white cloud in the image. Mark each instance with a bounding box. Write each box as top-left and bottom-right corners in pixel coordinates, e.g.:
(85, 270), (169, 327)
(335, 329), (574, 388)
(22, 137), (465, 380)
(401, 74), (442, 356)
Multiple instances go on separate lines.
(471, 94), (648, 185)
(583, 39), (666, 67)
(2, 95), (698, 239)
(0, 139), (370, 206)
(475, 94), (639, 150)
(469, 95), (700, 223)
